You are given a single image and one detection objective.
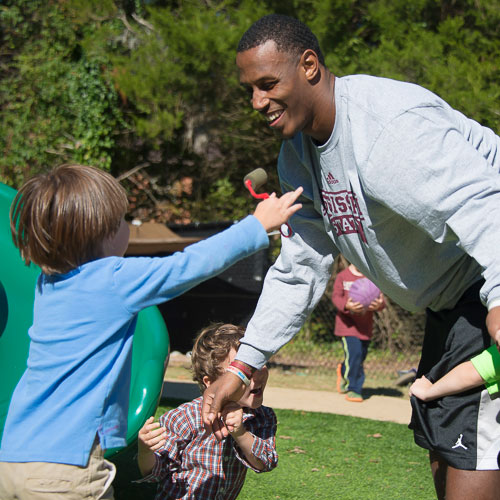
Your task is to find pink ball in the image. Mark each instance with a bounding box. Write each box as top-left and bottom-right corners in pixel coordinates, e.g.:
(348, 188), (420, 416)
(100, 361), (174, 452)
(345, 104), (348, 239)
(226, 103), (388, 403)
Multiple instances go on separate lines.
(349, 278), (381, 307)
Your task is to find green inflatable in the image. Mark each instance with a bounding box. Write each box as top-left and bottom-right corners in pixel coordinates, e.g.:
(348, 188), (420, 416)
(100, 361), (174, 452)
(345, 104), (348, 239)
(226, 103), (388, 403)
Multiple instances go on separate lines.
(0, 182), (170, 470)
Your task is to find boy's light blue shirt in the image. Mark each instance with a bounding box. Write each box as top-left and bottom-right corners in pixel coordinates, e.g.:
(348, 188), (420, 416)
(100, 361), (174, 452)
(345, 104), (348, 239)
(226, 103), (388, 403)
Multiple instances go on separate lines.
(0, 215), (268, 466)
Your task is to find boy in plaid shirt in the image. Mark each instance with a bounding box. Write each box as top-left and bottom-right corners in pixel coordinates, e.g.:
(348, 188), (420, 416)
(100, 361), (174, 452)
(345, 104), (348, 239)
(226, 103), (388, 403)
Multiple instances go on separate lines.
(137, 323), (278, 499)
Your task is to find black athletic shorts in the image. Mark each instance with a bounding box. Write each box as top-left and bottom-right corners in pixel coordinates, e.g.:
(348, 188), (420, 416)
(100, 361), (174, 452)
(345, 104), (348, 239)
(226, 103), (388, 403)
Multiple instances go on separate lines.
(409, 280), (500, 470)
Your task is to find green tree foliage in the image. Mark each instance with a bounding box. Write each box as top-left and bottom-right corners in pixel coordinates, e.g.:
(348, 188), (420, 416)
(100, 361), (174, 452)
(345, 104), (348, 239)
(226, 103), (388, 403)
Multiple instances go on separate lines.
(0, 0), (124, 186)
(284, 0), (500, 130)
(1, 0), (499, 217)
(70, 0), (280, 223)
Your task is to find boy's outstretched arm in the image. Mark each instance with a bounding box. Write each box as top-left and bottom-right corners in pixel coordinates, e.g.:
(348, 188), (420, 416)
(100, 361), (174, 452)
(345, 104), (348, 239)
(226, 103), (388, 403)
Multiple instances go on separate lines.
(252, 187), (303, 232)
(137, 416), (166, 476)
(409, 362), (484, 402)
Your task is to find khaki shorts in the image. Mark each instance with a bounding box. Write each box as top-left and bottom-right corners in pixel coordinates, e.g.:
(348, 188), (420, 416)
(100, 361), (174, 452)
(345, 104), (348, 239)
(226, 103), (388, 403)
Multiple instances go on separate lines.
(0, 437), (116, 499)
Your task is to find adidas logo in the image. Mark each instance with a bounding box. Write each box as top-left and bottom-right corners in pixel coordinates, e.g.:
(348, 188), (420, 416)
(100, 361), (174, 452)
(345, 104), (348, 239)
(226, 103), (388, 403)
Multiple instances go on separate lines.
(326, 172), (339, 185)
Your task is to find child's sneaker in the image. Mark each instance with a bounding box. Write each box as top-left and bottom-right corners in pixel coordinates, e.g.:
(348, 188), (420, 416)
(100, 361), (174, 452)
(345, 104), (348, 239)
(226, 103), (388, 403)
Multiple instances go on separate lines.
(345, 391), (363, 402)
(336, 363), (347, 394)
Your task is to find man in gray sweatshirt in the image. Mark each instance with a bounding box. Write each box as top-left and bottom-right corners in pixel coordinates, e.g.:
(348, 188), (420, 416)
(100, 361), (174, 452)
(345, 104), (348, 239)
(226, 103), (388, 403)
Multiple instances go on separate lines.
(202, 14), (500, 499)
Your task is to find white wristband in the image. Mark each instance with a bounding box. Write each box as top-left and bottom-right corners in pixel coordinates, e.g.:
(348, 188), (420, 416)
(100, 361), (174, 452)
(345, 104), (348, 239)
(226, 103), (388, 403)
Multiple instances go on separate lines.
(225, 365), (250, 386)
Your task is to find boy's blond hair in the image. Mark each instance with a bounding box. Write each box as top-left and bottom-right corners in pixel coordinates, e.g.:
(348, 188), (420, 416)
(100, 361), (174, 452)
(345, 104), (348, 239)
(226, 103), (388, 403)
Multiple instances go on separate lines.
(191, 323), (245, 393)
(10, 164), (128, 275)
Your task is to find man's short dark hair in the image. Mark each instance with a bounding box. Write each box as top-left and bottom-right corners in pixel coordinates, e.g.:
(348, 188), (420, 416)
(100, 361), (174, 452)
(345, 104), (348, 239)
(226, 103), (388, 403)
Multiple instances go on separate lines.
(237, 14), (325, 66)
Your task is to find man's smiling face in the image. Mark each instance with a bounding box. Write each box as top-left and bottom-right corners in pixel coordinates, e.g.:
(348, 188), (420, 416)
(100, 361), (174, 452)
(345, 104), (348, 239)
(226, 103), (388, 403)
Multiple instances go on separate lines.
(236, 40), (314, 140)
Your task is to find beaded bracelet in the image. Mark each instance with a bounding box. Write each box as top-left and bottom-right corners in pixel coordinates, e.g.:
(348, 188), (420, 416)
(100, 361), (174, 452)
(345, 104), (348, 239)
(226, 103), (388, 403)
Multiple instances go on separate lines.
(225, 365), (250, 387)
(229, 360), (253, 380)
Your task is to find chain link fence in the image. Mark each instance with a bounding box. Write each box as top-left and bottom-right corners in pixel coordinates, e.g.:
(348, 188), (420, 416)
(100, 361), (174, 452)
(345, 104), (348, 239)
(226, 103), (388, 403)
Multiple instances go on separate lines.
(270, 256), (426, 388)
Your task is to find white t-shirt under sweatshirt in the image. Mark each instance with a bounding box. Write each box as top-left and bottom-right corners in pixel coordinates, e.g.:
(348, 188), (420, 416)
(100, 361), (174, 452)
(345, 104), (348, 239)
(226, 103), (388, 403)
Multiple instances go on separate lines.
(238, 74), (500, 369)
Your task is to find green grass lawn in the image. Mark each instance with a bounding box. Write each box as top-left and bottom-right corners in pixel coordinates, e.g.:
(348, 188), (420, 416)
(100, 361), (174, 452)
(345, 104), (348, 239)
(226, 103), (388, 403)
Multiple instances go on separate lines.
(237, 408), (434, 500)
(114, 398), (434, 500)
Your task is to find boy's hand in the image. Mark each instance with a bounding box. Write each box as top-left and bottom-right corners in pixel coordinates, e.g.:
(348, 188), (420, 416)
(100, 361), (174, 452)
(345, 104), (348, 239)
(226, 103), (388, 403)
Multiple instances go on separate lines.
(221, 402), (244, 437)
(486, 306), (500, 349)
(409, 375), (433, 401)
(253, 187), (303, 232)
(138, 416), (167, 453)
(368, 293), (384, 312)
(345, 297), (365, 315)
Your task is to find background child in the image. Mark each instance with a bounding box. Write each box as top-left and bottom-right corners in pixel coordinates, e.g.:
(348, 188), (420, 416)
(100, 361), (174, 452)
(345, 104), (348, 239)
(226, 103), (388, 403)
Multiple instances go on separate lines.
(409, 344), (500, 402)
(137, 323), (277, 499)
(332, 261), (385, 402)
(0, 165), (300, 499)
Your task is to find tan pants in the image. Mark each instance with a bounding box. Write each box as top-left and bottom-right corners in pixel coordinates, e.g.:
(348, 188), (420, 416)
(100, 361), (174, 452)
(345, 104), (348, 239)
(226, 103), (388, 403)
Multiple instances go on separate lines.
(0, 437), (115, 499)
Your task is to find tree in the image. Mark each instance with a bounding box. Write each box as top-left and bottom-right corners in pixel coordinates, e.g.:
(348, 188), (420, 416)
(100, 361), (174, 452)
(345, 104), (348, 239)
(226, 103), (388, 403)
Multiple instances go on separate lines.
(0, 0), (124, 186)
(1, 0), (498, 222)
(73, 0), (280, 223)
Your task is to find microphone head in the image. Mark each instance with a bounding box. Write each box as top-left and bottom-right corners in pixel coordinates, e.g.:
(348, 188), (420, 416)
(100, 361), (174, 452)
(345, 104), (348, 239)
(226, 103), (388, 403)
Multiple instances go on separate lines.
(243, 168), (268, 191)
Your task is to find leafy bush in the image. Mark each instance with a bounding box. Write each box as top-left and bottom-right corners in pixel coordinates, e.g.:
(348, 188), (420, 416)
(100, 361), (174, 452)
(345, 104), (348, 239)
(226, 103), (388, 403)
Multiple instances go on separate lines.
(0, 0), (124, 185)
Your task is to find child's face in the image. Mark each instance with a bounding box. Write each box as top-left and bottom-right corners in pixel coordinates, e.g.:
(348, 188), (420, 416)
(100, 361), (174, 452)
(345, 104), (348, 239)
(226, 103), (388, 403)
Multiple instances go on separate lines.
(225, 348), (269, 409)
(102, 218), (130, 258)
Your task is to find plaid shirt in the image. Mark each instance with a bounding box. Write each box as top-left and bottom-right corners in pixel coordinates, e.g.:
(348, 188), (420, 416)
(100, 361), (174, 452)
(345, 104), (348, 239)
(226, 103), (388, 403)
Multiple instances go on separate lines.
(141, 397), (278, 500)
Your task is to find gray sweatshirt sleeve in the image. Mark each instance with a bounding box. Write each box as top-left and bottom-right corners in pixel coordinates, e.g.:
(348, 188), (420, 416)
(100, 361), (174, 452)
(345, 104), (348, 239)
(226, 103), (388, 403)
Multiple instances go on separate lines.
(237, 147), (337, 369)
(364, 104), (500, 309)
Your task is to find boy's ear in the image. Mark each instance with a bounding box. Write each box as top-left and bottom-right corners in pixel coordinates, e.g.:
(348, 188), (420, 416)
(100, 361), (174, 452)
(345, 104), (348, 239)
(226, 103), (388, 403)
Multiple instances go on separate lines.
(202, 375), (211, 388)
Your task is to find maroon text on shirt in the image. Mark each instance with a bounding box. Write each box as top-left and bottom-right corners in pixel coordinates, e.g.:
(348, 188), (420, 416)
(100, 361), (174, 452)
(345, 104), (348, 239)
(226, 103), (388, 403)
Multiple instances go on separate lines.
(320, 189), (367, 243)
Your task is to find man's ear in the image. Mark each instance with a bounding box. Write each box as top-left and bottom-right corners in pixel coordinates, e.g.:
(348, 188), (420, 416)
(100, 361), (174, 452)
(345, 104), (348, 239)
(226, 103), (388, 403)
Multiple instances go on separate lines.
(300, 49), (321, 82)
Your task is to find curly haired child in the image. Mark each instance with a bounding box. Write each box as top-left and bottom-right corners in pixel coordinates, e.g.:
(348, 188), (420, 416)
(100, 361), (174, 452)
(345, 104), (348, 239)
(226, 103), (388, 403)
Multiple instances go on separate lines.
(137, 323), (277, 499)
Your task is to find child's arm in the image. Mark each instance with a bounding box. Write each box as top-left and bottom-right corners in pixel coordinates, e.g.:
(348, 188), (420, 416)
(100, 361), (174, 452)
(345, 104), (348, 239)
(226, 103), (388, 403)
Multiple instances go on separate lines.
(331, 273), (348, 311)
(116, 188), (303, 314)
(223, 404), (266, 471)
(137, 416), (167, 477)
(409, 361), (485, 402)
(134, 405), (196, 488)
(223, 404), (278, 472)
(331, 273), (364, 315)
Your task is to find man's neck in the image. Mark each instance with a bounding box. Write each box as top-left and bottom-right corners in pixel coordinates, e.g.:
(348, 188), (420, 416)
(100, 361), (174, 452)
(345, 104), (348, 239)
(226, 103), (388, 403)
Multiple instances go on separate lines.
(309, 71), (336, 145)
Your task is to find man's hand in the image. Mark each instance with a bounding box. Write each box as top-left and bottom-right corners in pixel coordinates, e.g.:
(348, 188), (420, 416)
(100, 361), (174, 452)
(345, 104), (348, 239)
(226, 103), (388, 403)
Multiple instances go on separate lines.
(202, 371), (247, 441)
(486, 305), (500, 348)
